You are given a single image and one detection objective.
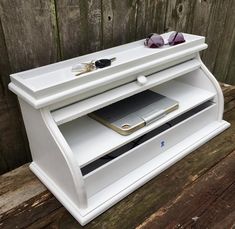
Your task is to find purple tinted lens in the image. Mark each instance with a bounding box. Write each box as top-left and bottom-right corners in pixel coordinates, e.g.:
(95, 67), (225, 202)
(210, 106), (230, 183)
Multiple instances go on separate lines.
(145, 34), (164, 48)
(168, 32), (185, 45)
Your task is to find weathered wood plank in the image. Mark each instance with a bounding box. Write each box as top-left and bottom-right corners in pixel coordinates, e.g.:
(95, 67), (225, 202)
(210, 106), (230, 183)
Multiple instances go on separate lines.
(87, 0), (102, 53)
(189, 0), (213, 59)
(0, 85), (234, 228)
(213, 0), (235, 84)
(0, 17), (30, 174)
(102, 0), (138, 49)
(190, 0), (213, 36)
(0, 16), (10, 121)
(195, 183), (235, 229)
(0, 18), (10, 95)
(0, 0), (61, 174)
(0, 0), (59, 72)
(136, 150), (235, 229)
(164, 0), (195, 33)
(225, 38), (235, 85)
(0, 96), (30, 174)
(0, 164), (61, 229)
(202, 0), (230, 73)
(135, 0), (167, 40)
(56, 0), (102, 60)
(221, 83), (235, 113)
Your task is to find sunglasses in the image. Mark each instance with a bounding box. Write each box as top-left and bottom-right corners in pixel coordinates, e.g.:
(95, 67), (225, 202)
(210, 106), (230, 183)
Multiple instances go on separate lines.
(144, 32), (185, 48)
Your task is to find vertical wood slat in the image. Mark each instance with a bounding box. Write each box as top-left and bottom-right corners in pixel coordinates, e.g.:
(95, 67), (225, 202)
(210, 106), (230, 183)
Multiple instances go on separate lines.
(0, 0), (60, 174)
(201, 0), (230, 73)
(190, 0), (213, 36)
(164, 0), (195, 33)
(0, 17), (30, 174)
(0, 17), (10, 94)
(189, 0), (213, 60)
(135, 0), (167, 40)
(56, 0), (102, 60)
(0, 0), (59, 73)
(102, 0), (138, 49)
(226, 40), (235, 85)
(213, 0), (235, 83)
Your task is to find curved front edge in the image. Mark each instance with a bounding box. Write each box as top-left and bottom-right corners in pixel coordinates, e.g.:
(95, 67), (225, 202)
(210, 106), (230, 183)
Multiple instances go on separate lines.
(41, 108), (88, 209)
(196, 54), (224, 121)
(18, 99), (88, 211)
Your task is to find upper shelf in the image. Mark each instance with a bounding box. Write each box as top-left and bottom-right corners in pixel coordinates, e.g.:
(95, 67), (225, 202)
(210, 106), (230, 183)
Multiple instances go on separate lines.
(52, 59), (201, 125)
(8, 32), (207, 108)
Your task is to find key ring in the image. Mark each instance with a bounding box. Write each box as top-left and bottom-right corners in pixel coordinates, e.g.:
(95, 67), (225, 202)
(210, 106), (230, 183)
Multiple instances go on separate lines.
(72, 57), (116, 76)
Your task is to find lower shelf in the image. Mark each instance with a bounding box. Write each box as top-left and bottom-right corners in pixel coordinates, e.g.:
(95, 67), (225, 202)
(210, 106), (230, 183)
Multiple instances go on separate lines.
(86, 120), (230, 212)
(84, 103), (216, 197)
(30, 119), (230, 225)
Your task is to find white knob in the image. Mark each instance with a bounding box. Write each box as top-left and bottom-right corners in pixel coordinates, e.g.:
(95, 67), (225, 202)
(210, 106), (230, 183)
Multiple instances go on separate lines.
(137, 75), (147, 86)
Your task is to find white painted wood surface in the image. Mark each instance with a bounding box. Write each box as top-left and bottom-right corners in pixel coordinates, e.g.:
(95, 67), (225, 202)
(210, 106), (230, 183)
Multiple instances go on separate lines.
(8, 32), (230, 225)
(53, 59), (200, 125)
(60, 79), (215, 168)
(9, 33), (207, 108)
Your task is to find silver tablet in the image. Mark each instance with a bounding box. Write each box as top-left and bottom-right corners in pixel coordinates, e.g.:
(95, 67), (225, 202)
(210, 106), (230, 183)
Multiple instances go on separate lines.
(89, 90), (179, 135)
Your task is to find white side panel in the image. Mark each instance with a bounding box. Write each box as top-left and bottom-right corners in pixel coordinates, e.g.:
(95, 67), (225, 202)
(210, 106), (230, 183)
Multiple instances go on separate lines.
(18, 99), (87, 209)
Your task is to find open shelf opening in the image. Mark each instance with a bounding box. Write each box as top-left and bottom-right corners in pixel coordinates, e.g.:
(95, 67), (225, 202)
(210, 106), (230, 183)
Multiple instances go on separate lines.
(59, 74), (216, 169)
(81, 100), (214, 175)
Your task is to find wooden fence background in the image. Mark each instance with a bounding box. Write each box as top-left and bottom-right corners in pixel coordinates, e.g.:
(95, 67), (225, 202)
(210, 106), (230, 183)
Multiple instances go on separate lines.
(0, 0), (235, 174)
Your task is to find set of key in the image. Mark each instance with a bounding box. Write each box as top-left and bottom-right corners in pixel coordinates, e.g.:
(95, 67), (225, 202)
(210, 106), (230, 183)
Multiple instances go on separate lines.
(72, 57), (116, 76)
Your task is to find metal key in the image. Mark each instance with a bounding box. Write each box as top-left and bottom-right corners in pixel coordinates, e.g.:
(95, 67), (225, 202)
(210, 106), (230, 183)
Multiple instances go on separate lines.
(72, 61), (96, 76)
(72, 57), (116, 76)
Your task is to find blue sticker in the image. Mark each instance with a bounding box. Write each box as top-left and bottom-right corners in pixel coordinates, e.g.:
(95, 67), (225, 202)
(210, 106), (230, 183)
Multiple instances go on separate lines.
(161, 141), (165, 148)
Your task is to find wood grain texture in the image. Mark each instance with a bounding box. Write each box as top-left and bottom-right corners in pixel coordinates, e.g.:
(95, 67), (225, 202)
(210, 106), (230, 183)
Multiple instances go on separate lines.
(0, 164), (61, 229)
(135, 0), (167, 40)
(0, 84), (234, 229)
(137, 150), (235, 229)
(0, 17), (10, 94)
(0, 0), (60, 174)
(164, 0), (195, 33)
(202, 0), (230, 73)
(56, 0), (102, 59)
(102, 0), (138, 49)
(0, 16), (30, 174)
(226, 41), (235, 85)
(190, 0), (213, 36)
(210, 0), (235, 83)
(0, 0), (59, 72)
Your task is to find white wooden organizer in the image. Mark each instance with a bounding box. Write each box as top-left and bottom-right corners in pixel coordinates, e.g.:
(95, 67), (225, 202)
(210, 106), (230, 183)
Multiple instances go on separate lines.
(9, 32), (230, 225)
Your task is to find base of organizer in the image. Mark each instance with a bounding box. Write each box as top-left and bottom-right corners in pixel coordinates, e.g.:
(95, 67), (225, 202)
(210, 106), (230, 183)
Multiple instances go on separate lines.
(30, 120), (230, 226)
